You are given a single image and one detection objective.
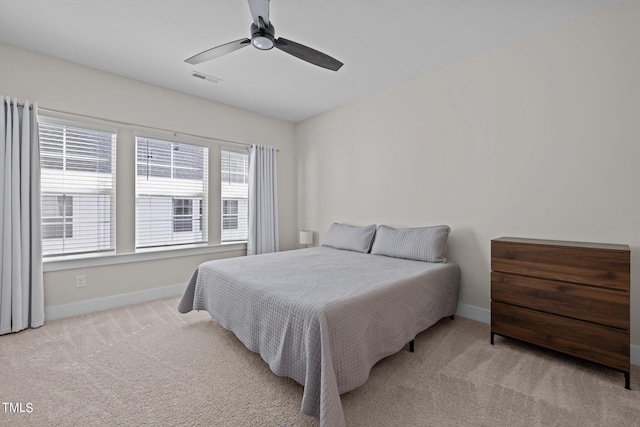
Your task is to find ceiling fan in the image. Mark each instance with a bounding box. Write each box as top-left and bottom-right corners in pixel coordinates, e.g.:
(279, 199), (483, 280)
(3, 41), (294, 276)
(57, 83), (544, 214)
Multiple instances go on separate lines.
(185, 0), (343, 71)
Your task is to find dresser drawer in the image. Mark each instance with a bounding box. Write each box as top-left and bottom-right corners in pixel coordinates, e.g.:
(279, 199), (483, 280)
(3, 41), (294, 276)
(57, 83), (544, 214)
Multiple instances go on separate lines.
(491, 272), (629, 330)
(491, 301), (629, 372)
(491, 239), (630, 291)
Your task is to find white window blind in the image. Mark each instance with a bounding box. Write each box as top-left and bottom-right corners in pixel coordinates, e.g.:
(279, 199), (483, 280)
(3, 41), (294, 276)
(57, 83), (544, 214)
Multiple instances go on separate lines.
(221, 149), (248, 242)
(136, 137), (208, 248)
(39, 121), (116, 256)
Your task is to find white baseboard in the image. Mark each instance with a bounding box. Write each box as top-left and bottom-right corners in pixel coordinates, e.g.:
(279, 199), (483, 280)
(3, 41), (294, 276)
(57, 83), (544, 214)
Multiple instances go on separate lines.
(456, 302), (491, 324)
(45, 282), (187, 321)
(456, 303), (640, 367)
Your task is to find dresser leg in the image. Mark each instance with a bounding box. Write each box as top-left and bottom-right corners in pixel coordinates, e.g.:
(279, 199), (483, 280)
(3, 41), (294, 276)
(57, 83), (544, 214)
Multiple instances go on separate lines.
(490, 332), (494, 345)
(625, 372), (630, 390)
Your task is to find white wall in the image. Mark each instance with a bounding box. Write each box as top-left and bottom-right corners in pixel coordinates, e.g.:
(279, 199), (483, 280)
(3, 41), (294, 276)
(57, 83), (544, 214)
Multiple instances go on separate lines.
(0, 41), (296, 309)
(296, 1), (640, 344)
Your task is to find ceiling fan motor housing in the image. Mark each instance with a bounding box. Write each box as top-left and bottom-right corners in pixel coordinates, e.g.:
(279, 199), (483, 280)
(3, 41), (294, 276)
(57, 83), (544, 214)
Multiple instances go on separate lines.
(251, 22), (275, 50)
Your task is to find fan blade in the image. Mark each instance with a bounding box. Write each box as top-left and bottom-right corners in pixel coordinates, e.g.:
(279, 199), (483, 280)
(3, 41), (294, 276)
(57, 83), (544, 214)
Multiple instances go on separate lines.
(248, 0), (270, 26)
(185, 38), (251, 65)
(275, 38), (343, 71)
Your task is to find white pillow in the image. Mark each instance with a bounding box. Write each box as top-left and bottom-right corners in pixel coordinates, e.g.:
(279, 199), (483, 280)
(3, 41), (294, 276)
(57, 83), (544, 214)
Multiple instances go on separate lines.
(371, 225), (450, 263)
(321, 223), (377, 253)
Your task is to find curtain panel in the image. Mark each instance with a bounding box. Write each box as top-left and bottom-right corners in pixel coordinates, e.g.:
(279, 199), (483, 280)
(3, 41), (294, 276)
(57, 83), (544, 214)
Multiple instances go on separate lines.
(247, 144), (278, 255)
(0, 96), (44, 335)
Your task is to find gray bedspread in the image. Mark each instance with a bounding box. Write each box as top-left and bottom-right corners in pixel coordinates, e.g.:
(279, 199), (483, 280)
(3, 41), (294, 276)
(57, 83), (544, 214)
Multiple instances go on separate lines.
(178, 246), (460, 427)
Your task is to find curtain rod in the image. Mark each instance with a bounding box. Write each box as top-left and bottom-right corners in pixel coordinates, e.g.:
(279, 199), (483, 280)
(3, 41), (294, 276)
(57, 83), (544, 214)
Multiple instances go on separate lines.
(11, 101), (275, 151)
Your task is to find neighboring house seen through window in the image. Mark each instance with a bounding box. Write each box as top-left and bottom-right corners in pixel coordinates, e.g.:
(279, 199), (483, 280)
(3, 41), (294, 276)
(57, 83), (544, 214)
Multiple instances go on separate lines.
(221, 149), (249, 242)
(136, 137), (208, 249)
(39, 120), (116, 257)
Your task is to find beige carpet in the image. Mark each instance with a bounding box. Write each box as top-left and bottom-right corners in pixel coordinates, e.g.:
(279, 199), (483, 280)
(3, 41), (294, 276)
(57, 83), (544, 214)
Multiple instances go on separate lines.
(1, 297), (638, 427)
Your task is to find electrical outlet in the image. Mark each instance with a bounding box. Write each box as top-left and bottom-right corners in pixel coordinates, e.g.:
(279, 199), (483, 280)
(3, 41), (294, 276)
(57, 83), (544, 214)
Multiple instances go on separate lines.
(75, 275), (86, 288)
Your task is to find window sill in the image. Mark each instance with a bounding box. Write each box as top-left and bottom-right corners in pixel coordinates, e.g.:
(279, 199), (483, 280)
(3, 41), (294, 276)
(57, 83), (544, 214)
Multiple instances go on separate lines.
(43, 242), (247, 272)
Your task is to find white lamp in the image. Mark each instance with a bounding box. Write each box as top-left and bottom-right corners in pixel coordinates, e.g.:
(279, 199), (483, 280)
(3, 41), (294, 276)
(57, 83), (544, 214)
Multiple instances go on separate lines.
(299, 230), (313, 248)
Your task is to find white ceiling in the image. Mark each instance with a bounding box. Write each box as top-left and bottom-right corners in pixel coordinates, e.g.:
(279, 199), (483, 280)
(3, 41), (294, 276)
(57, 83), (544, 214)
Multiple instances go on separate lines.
(0, 0), (623, 123)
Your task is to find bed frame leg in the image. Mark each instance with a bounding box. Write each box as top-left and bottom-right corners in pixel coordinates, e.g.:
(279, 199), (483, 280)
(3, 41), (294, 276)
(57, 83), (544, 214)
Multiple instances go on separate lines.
(407, 316), (453, 353)
(625, 372), (630, 390)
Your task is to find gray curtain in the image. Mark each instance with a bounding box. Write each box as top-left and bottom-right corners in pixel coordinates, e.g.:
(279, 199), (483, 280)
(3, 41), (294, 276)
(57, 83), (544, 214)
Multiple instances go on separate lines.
(0, 96), (44, 335)
(247, 144), (279, 255)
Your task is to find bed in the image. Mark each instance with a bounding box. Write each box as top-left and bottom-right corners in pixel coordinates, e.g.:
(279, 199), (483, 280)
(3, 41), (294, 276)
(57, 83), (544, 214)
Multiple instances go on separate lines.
(178, 224), (461, 427)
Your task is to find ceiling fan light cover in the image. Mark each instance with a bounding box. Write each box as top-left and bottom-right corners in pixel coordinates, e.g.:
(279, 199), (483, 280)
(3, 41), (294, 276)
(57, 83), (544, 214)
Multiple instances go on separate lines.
(252, 36), (274, 50)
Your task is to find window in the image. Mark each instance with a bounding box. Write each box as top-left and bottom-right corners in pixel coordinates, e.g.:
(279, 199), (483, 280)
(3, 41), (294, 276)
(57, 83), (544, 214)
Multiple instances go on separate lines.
(173, 198), (193, 232)
(42, 195), (73, 239)
(222, 200), (238, 230)
(136, 137), (208, 248)
(39, 121), (116, 256)
(221, 149), (249, 242)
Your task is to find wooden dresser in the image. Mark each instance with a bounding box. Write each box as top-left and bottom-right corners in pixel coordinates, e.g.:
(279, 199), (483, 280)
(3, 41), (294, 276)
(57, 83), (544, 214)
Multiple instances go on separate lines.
(490, 237), (630, 389)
